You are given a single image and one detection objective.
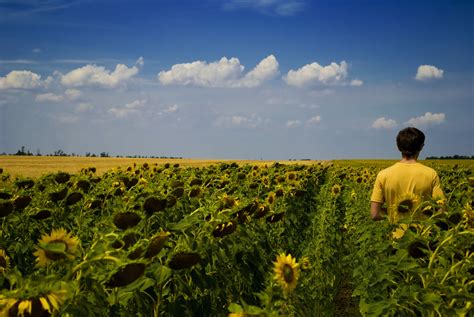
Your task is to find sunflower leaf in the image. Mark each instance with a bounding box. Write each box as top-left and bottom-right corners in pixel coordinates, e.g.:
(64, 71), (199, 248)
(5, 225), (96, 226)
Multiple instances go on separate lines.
(39, 242), (67, 253)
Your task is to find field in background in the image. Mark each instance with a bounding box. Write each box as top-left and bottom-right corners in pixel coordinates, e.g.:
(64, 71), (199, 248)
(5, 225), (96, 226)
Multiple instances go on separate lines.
(333, 159), (474, 169)
(0, 156), (321, 179)
(0, 156), (472, 179)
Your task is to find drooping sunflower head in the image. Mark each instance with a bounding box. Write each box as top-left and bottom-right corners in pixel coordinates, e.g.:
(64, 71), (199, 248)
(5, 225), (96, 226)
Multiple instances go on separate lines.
(0, 282), (70, 317)
(0, 249), (10, 274)
(273, 253), (299, 294)
(396, 194), (419, 215)
(33, 228), (80, 266)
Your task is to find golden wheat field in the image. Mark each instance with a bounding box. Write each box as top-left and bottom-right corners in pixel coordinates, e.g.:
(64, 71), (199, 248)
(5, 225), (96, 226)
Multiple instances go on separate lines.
(0, 156), (324, 178)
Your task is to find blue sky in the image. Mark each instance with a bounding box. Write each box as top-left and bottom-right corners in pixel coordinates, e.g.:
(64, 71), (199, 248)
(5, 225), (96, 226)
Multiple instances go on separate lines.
(0, 0), (472, 159)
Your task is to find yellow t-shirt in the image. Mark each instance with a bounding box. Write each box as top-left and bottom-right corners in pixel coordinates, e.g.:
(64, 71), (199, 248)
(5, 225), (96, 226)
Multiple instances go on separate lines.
(370, 162), (444, 223)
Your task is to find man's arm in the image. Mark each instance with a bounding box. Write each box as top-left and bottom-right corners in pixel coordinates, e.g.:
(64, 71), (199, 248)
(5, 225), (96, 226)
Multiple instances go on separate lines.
(370, 201), (384, 221)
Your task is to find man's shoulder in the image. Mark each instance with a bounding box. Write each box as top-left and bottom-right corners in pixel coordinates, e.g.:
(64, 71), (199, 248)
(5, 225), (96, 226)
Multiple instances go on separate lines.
(415, 163), (439, 175)
(378, 163), (399, 174)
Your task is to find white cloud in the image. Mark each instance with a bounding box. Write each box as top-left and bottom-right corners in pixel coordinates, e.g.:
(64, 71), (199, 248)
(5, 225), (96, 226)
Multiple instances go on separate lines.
(64, 88), (81, 100)
(164, 104), (179, 113)
(32, 48), (41, 53)
(0, 70), (44, 89)
(35, 88), (81, 103)
(108, 99), (147, 118)
(158, 55), (278, 88)
(415, 65), (444, 81)
(136, 56), (145, 67)
(284, 61), (349, 87)
(372, 117), (398, 129)
(224, 0), (306, 16)
(406, 112), (445, 127)
(60, 62), (140, 88)
(286, 120), (302, 128)
(306, 115), (321, 125)
(350, 79), (363, 86)
(75, 102), (93, 113)
(35, 92), (64, 103)
(236, 55), (279, 87)
(214, 114), (265, 128)
(0, 59), (37, 64)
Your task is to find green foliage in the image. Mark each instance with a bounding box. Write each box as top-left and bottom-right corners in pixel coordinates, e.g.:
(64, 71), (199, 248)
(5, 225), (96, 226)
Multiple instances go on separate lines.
(0, 162), (472, 316)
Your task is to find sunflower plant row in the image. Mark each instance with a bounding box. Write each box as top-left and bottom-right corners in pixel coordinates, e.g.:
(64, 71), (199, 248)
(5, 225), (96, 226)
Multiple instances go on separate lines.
(0, 161), (472, 316)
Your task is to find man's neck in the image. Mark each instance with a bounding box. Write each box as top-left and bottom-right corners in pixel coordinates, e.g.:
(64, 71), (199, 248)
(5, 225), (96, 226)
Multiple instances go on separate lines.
(400, 157), (418, 164)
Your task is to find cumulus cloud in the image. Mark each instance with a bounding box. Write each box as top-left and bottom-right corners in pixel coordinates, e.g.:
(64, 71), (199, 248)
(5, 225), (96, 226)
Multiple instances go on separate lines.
(64, 88), (81, 100)
(0, 70), (44, 89)
(108, 99), (147, 118)
(415, 65), (444, 81)
(35, 88), (82, 103)
(284, 61), (349, 87)
(350, 79), (363, 86)
(224, 0), (306, 16)
(286, 120), (302, 128)
(60, 62), (140, 88)
(236, 55), (279, 87)
(158, 55), (278, 88)
(75, 102), (93, 113)
(214, 114), (265, 128)
(164, 104), (179, 113)
(372, 117), (398, 129)
(136, 56), (144, 67)
(406, 112), (445, 127)
(306, 116), (321, 126)
(35, 92), (64, 103)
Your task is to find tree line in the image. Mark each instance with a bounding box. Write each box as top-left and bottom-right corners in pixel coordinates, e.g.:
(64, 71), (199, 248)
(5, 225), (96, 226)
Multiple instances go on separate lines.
(1, 146), (183, 160)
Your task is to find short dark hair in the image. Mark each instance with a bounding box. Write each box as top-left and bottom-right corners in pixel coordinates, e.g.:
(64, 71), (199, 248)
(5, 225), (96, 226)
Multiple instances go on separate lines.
(396, 127), (425, 158)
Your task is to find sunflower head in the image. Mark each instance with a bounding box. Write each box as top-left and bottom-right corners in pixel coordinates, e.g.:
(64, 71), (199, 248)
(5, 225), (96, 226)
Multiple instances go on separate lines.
(273, 253), (299, 294)
(33, 228), (80, 266)
(397, 199), (414, 214)
(266, 192), (276, 205)
(0, 284), (69, 317)
(395, 194), (419, 220)
(331, 184), (341, 196)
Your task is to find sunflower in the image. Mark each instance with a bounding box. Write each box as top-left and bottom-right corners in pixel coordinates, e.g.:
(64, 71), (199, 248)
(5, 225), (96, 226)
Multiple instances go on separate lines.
(300, 256), (311, 271)
(273, 253), (299, 294)
(33, 228), (80, 266)
(286, 172), (297, 182)
(331, 184), (342, 196)
(0, 249), (10, 274)
(266, 192), (276, 205)
(0, 289), (67, 317)
(393, 193), (420, 222)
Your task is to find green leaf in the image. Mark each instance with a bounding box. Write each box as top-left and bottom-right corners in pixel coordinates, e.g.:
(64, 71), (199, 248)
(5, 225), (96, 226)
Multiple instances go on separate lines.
(228, 303), (243, 313)
(168, 211), (201, 231)
(39, 242), (66, 253)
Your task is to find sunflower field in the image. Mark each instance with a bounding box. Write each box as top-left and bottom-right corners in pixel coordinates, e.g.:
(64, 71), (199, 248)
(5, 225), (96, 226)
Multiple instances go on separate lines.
(0, 161), (472, 316)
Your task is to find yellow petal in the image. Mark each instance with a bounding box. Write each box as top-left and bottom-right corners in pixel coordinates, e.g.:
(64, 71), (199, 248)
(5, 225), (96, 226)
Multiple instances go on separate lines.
(39, 297), (52, 313)
(47, 293), (60, 311)
(18, 300), (32, 314)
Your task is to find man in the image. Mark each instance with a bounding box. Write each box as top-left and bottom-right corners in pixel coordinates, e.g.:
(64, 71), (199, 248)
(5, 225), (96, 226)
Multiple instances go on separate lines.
(370, 127), (444, 223)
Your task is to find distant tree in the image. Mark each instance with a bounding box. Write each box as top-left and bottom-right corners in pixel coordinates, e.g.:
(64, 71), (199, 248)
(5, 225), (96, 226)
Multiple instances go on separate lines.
(53, 150), (67, 156)
(426, 155), (473, 160)
(15, 146), (27, 156)
(100, 152), (110, 158)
